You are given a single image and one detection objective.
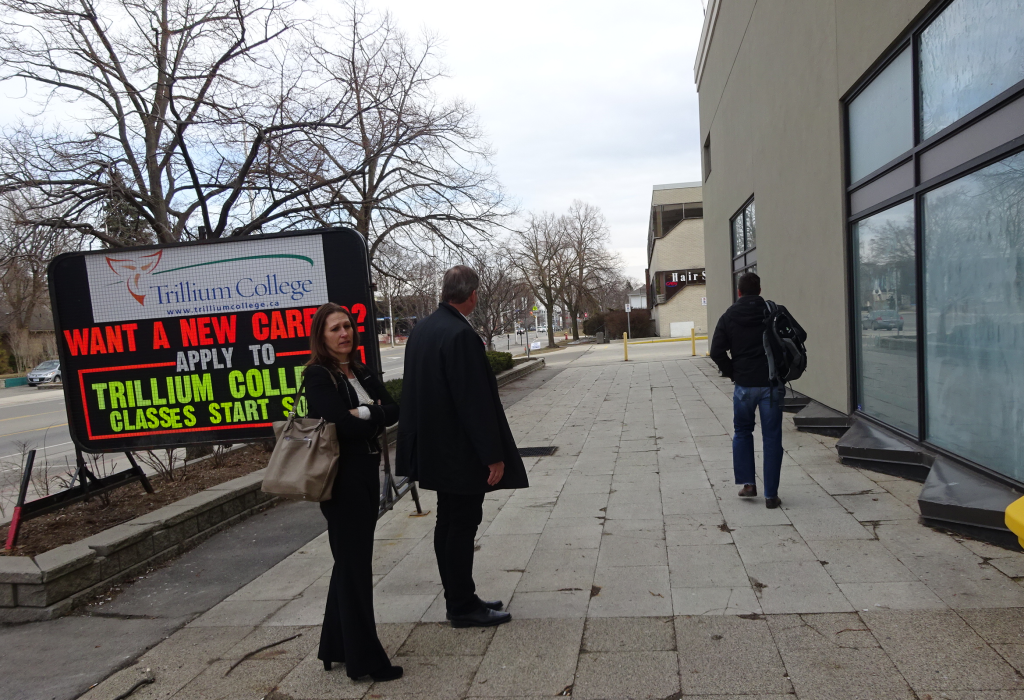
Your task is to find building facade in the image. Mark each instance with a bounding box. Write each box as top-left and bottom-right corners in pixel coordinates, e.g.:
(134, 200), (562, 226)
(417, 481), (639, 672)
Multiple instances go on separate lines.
(696, 0), (1024, 536)
(646, 183), (708, 337)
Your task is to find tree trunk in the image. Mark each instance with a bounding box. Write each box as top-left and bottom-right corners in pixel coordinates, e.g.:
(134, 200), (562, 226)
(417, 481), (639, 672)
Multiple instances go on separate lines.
(571, 315), (580, 340)
(545, 302), (557, 348)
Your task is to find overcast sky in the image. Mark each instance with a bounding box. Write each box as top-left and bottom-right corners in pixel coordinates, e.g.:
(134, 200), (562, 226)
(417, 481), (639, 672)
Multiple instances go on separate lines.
(375, 0), (707, 283)
(0, 0), (707, 282)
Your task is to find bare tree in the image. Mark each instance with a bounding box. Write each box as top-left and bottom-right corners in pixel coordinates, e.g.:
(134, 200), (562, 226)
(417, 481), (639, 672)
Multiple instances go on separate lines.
(0, 195), (80, 369)
(469, 241), (522, 351)
(0, 0), (368, 244)
(557, 201), (620, 340)
(511, 213), (567, 349)
(299, 3), (512, 264)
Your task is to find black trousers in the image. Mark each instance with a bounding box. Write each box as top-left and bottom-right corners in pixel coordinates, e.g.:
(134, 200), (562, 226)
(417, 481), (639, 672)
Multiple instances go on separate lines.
(318, 454), (390, 678)
(434, 491), (486, 615)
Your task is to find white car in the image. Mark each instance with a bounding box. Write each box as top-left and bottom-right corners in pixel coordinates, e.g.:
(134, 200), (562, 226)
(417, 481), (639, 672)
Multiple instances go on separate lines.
(27, 359), (61, 386)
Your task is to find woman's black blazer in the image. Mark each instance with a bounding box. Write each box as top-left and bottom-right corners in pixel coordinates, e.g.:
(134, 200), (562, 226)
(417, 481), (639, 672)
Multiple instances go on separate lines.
(303, 364), (399, 457)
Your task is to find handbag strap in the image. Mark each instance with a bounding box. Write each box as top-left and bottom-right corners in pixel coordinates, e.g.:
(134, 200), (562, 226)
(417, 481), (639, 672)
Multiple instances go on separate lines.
(289, 365), (339, 419)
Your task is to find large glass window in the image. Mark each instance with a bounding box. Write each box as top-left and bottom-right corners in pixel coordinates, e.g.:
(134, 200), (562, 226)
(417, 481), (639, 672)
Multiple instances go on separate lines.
(920, 0), (1024, 139)
(731, 199), (756, 299)
(849, 48), (913, 182)
(923, 151), (1024, 479)
(853, 201), (918, 434)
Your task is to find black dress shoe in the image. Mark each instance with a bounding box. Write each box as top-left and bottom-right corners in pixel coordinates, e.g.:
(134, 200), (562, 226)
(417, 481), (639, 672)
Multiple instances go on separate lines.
(738, 484), (757, 498)
(765, 497), (782, 509)
(447, 607), (512, 628)
(479, 599), (504, 611)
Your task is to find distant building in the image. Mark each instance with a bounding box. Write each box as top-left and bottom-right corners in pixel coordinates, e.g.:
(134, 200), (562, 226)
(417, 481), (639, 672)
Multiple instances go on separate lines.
(626, 287), (647, 310)
(646, 182), (706, 337)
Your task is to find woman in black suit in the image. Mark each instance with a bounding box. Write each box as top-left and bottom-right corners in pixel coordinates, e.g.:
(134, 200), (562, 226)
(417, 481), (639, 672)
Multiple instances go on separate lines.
(303, 302), (402, 682)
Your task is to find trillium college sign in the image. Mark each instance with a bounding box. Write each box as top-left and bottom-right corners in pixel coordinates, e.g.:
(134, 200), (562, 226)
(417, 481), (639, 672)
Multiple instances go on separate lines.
(49, 228), (378, 452)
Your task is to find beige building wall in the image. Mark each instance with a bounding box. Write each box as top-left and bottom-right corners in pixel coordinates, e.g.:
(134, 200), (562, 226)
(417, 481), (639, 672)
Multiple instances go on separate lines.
(649, 217), (708, 336)
(695, 0), (929, 412)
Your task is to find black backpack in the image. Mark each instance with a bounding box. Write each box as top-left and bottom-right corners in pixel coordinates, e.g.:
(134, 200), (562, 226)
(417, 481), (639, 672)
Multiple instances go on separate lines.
(763, 300), (807, 385)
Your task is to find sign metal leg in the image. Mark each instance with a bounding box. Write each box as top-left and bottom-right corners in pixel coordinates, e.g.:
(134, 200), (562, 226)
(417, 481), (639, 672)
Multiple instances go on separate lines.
(124, 452), (155, 494)
(4, 449), (36, 550)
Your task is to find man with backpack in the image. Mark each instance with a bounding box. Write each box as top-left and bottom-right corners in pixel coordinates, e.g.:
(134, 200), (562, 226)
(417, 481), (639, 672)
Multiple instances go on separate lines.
(710, 272), (807, 509)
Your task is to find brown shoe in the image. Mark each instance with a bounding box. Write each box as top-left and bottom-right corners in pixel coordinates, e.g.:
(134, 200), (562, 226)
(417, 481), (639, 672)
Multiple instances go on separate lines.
(738, 484), (757, 498)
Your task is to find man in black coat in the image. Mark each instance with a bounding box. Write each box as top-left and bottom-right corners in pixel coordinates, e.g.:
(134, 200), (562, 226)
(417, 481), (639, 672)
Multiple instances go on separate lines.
(397, 265), (528, 628)
(710, 272), (805, 509)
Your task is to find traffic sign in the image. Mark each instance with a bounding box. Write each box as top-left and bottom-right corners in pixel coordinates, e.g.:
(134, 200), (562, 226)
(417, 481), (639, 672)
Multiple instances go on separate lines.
(625, 304), (632, 313)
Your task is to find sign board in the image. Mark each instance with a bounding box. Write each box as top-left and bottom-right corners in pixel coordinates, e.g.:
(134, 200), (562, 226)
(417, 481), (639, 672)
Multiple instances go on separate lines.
(530, 341), (542, 350)
(49, 228), (378, 452)
(625, 304), (632, 313)
(702, 297), (707, 306)
(531, 305), (538, 312)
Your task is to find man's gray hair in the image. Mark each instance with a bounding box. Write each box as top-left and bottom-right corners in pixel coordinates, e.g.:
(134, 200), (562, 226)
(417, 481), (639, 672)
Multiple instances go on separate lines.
(441, 265), (480, 304)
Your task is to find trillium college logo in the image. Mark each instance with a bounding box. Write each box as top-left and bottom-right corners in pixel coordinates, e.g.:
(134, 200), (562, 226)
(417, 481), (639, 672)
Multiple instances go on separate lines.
(106, 250), (163, 305)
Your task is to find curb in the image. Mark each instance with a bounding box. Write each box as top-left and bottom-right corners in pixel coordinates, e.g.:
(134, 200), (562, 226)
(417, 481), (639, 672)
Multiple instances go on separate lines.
(0, 469), (277, 623)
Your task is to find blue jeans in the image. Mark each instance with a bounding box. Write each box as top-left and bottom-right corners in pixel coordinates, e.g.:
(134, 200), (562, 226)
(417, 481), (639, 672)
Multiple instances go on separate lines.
(733, 385), (785, 499)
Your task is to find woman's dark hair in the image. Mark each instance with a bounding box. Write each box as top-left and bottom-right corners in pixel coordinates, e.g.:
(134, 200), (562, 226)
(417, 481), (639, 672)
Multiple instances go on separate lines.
(306, 303), (365, 373)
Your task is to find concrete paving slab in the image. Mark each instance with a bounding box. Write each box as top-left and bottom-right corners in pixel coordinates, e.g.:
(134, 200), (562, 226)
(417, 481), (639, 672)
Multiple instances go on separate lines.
(365, 654), (483, 698)
(675, 616), (793, 696)
(668, 544), (749, 588)
(581, 616), (676, 651)
(79, 626), (255, 700)
(535, 520), (604, 550)
(469, 619), (584, 697)
(187, 598), (287, 627)
(396, 622), (496, 656)
(808, 539), (919, 583)
(745, 560), (855, 614)
(671, 586), (762, 615)
(273, 650), (366, 699)
(664, 513), (734, 546)
(731, 524), (818, 564)
(786, 506), (876, 541)
(518, 547), (598, 592)
(864, 609), (1024, 692)
(768, 613), (915, 700)
(507, 589), (591, 619)
(588, 565), (672, 617)
(572, 650), (680, 700)
(597, 533), (668, 567)
(835, 491), (921, 521)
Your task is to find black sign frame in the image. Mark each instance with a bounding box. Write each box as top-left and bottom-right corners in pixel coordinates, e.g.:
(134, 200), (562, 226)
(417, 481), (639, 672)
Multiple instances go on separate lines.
(49, 227), (379, 453)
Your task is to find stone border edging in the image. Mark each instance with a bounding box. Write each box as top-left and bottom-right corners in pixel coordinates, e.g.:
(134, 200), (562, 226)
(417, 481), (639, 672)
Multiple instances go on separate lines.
(0, 468), (277, 623)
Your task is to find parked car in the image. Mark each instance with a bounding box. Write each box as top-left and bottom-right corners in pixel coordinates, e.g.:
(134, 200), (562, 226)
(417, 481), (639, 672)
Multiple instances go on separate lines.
(862, 310), (904, 331)
(27, 359), (61, 385)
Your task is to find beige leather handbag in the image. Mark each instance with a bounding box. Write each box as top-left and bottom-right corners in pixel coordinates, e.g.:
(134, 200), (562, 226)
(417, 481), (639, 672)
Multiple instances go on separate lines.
(261, 370), (340, 502)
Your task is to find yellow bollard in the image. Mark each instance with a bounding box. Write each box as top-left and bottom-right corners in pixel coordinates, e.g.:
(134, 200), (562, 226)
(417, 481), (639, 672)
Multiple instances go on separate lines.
(691, 328), (696, 356)
(623, 332), (628, 361)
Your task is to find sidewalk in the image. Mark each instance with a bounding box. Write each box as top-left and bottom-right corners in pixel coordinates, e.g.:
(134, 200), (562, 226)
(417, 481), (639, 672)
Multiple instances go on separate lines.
(82, 342), (1024, 700)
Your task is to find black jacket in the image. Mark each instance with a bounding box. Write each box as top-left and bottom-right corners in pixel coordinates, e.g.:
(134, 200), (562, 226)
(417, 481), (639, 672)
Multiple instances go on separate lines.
(303, 364), (399, 456)
(710, 295), (805, 387)
(396, 303), (528, 494)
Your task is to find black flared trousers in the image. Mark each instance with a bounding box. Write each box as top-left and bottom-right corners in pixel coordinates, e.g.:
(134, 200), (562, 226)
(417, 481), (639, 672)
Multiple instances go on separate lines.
(318, 454), (390, 678)
(434, 491), (486, 615)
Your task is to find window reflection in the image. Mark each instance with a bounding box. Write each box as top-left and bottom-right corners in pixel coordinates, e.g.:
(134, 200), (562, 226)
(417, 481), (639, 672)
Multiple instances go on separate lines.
(849, 48), (913, 182)
(853, 201), (918, 434)
(920, 0), (1024, 139)
(923, 151), (1024, 479)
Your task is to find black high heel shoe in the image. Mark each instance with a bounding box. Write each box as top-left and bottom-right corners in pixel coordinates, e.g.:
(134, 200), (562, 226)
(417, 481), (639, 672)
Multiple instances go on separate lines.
(323, 660), (332, 671)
